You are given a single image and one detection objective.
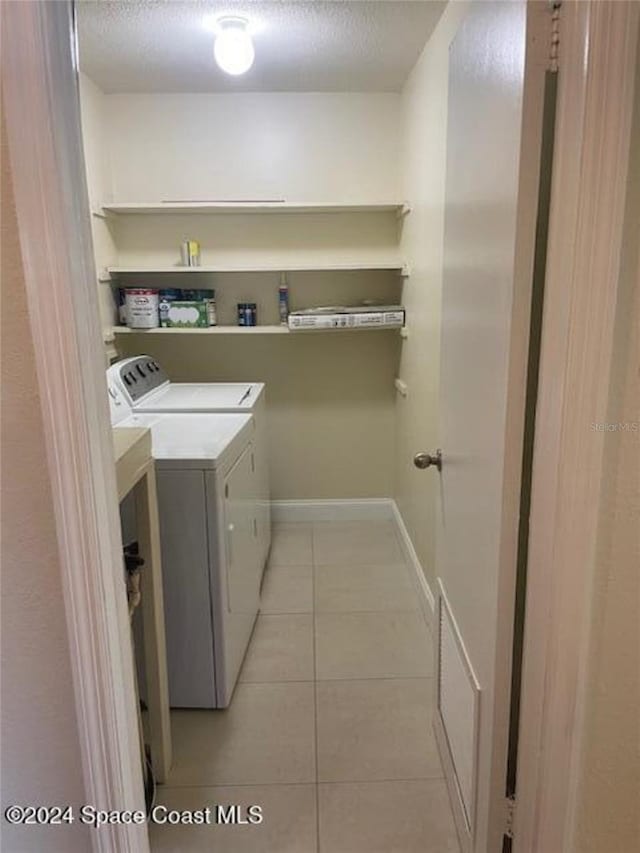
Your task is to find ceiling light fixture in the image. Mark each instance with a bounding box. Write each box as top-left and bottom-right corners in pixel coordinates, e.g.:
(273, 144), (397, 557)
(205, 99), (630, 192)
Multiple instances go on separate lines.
(213, 16), (255, 76)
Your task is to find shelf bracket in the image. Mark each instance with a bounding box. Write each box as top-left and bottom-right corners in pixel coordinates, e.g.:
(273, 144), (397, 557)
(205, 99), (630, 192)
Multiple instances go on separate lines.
(396, 202), (412, 220)
(400, 263), (411, 278)
(394, 378), (409, 397)
(91, 206), (112, 220)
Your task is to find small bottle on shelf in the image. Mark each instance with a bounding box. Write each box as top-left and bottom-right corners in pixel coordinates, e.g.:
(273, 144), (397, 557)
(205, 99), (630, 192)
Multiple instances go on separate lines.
(200, 289), (217, 326)
(278, 273), (289, 325)
(180, 239), (201, 267)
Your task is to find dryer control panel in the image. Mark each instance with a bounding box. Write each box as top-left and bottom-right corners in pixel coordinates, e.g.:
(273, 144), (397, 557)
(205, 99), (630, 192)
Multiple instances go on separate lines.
(107, 356), (169, 405)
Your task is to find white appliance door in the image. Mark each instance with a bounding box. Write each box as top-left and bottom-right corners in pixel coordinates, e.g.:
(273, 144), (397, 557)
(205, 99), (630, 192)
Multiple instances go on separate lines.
(211, 442), (260, 706)
(224, 442), (261, 614)
(434, 2), (545, 851)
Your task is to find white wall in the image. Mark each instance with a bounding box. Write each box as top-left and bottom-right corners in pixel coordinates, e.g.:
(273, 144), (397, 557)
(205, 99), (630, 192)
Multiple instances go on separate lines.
(106, 93), (401, 202)
(571, 38), (640, 853)
(394, 2), (470, 588)
(1, 118), (90, 852)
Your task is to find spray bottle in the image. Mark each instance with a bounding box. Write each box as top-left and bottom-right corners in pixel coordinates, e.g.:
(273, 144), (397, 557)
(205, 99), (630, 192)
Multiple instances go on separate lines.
(278, 272), (289, 325)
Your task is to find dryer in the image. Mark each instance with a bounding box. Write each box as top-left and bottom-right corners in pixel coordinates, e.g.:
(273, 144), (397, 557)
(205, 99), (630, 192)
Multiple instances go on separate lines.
(108, 376), (260, 709)
(107, 356), (271, 573)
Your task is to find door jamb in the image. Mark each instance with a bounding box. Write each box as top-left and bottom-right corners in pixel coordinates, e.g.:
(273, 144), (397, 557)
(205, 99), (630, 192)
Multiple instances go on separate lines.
(515, 2), (639, 851)
(2, 2), (149, 850)
(1, 1), (637, 852)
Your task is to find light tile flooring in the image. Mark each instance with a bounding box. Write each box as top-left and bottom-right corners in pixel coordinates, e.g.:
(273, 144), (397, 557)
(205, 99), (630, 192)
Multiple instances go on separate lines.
(150, 520), (460, 852)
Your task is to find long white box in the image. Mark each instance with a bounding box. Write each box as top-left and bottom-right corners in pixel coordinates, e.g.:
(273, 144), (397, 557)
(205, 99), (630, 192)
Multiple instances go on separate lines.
(288, 308), (405, 330)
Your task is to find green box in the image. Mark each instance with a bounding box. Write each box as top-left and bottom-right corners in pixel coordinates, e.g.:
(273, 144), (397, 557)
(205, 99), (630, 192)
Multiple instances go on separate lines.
(162, 300), (208, 328)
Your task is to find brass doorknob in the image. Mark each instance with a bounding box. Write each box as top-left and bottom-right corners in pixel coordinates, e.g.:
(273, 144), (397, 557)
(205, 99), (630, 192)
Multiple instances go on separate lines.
(413, 449), (442, 471)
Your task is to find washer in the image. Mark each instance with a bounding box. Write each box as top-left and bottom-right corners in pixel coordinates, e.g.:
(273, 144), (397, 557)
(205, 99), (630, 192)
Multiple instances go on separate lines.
(108, 375), (260, 709)
(107, 356), (271, 573)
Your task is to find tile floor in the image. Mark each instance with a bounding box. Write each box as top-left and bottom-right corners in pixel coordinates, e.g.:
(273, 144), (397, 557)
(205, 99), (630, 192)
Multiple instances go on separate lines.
(150, 520), (460, 852)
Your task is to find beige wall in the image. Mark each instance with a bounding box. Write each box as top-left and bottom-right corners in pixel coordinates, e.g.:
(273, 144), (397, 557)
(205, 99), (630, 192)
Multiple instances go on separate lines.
(118, 326), (400, 499)
(571, 40), (640, 853)
(80, 84), (405, 500)
(394, 2), (469, 587)
(79, 72), (118, 334)
(104, 92), (401, 202)
(1, 120), (90, 851)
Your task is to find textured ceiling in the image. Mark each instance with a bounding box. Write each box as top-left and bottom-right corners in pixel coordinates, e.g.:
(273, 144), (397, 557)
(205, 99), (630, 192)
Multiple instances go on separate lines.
(77, 1), (446, 93)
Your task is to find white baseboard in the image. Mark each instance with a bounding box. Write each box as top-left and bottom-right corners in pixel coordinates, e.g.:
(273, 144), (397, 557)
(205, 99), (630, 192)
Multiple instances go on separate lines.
(391, 502), (436, 626)
(271, 499), (394, 523)
(270, 498), (435, 627)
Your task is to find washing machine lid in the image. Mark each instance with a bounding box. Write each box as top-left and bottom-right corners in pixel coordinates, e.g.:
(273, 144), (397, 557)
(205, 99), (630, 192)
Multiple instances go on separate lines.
(136, 382), (264, 413)
(116, 412), (253, 469)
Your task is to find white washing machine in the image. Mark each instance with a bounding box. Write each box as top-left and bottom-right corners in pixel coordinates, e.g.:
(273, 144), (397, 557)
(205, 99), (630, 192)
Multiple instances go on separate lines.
(107, 356), (271, 573)
(108, 375), (260, 709)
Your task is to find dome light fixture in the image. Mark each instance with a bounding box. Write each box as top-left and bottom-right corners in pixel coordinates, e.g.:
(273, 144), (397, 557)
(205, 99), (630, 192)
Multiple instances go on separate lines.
(213, 16), (255, 76)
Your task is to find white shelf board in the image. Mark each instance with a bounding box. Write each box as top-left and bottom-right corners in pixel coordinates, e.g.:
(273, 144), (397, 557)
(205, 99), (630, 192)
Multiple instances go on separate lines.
(99, 201), (410, 216)
(112, 325), (401, 336)
(106, 261), (408, 276)
(113, 325), (288, 335)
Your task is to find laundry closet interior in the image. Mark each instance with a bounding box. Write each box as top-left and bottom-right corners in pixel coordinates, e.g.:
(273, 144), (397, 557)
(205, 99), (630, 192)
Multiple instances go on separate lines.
(77, 2), (461, 850)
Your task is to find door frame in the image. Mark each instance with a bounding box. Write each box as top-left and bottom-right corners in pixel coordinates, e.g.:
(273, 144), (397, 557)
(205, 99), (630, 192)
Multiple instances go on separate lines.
(515, 1), (638, 852)
(1, 1), (636, 852)
(2, 2), (149, 851)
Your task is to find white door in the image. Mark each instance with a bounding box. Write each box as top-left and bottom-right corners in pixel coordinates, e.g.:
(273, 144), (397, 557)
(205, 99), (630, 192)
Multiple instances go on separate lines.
(428, 2), (549, 851)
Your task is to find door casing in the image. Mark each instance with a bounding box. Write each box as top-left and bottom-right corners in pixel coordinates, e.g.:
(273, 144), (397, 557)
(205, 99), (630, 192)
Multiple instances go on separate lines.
(515, 2), (639, 851)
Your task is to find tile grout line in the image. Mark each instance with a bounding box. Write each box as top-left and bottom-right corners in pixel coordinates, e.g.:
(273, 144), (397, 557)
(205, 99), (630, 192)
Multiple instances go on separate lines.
(241, 675), (433, 686)
(161, 773), (446, 790)
(311, 524), (321, 853)
(261, 607), (422, 615)
(235, 670), (432, 687)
